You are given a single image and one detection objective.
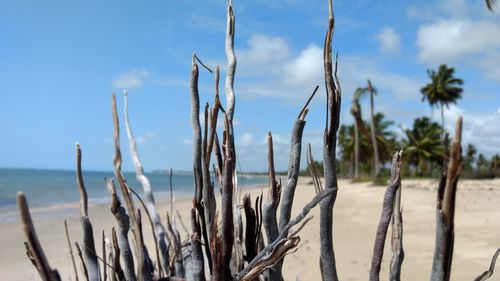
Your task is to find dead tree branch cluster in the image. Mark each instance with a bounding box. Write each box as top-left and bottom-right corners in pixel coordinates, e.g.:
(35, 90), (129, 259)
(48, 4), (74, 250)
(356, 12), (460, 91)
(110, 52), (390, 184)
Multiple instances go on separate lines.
(16, 1), (495, 281)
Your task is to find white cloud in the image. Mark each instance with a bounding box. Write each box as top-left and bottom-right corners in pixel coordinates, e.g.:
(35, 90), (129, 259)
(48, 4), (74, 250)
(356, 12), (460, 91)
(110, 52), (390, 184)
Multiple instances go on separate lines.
(237, 132), (254, 146)
(236, 34), (421, 103)
(136, 131), (157, 145)
(479, 52), (500, 81)
(417, 19), (500, 64)
(444, 105), (500, 156)
(375, 27), (401, 53)
(112, 69), (149, 89)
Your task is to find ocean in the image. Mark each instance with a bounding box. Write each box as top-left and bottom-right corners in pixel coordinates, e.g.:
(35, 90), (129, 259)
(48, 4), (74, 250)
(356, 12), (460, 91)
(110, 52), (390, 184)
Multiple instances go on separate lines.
(0, 169), (268, 221)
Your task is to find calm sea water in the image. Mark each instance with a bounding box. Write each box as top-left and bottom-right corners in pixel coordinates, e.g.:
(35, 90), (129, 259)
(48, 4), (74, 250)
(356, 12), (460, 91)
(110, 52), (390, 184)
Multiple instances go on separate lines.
(0, 169), (267, 221)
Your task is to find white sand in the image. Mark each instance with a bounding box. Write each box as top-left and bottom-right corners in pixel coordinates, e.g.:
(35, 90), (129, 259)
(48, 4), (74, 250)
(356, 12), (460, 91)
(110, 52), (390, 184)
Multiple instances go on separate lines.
(1, 178), (499, 280)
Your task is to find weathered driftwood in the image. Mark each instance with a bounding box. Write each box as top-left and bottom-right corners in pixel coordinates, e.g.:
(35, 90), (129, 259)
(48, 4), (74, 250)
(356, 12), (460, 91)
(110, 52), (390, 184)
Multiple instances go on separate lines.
(102, 231), (107, 281)
(75, 242), (89, 281)
(190, 206), (205, 281)
(389, 185), (404, 281)
(112, 93), (152, 281)
(263, 132), (282, 281)
(124, 91), (169, 276)
(474, 248), (500, 281)
(64, 220), (79, 281)
(320, 0), (341, 280)
(430, 117), (462, 281)
(17, 192), (61, 281)
(307, 143), (323, 195)
(235, 188), (336, 281)
(278, 99), (308, 234)
(221, 2), (237, 274)
(107, 178), (136, 281)
(189, 54), (213, 275)
(243, 194), (258, 264)
(75, 144), (99, 281)
(111, 228), (126, 281)
(369, 151), (403, 281)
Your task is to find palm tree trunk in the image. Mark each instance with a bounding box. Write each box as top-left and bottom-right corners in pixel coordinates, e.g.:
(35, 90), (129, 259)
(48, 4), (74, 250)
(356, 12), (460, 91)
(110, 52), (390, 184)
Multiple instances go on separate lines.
(368, 80), (380, 178)
(441, 103), (445, 139)
(354, 121), (360, 179)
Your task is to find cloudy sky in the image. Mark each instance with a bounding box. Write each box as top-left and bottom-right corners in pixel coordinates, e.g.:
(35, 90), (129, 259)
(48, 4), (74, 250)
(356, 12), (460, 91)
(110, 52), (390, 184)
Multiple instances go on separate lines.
(1, 0), (499, 172)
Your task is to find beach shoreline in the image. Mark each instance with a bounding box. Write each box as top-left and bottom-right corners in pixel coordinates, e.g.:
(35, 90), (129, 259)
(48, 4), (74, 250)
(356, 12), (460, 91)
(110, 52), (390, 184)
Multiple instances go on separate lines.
(1, 178), (499, 280)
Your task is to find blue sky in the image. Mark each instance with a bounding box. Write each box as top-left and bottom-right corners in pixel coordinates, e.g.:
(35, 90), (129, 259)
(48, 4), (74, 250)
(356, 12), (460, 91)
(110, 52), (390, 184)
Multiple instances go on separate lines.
(1, 0), (499, 172)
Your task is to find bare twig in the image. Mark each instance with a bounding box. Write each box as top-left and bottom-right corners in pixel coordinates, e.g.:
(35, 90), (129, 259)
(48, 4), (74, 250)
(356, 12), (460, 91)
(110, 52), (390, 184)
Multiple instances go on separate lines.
(75, 144), (99, 281)
(430, 117), (463, 281)
(112, 93), (149, 280)
(307, 143), (323, 195)
(17, 192), (61, 281)
(369, 151), (403, 281)
(320, 0), (341, 279)
(106, 179), (136, 281)
(64, 220), (79, 281)
(191, 206), (206, 281)
(389, 187), (404, 281)
(474, 248), (500, 281)
(124, 91), (168, 276)
(111, 228), (126, 281)
(75, 242), (89, 281)
(235, 188), (335, 280)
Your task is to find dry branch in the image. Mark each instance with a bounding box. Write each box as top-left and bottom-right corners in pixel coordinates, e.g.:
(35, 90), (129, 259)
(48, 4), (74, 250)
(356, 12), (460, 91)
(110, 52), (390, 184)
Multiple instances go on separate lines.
(320, 0), (341, 280)
(235, 188), (336, 280)
(17, 192), (61, 281)
(390, 185), (404, 281)
(65, 220), (79, 281)
(107, 178), (136, 281)
(75, 144), (99, 281)
(190, 207), (206, 281)
(430, 117), (463, 281)
(369, 151), (403, 281)
(75, 242), (89, 281)
(111, 228), (126, 281)
(124, 91), (168, 276)
(474, 248), (500, 281)
(112, 93), (150, 281)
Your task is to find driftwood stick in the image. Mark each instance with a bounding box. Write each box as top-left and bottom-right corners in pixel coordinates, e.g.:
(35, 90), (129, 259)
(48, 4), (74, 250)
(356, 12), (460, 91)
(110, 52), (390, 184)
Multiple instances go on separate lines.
(221, 114), (236, 280)
(474, 248), (500, 281)
(369, 151), (403, 281)
(65, 220), (79, 281)
(430, 117), (463, 281)
(191, 207), (206, 281)
(124, 91), (168, 276)
(240, 237), (300, 281)
(390, 186), (404, 281)
(112, 93), (149, 281)
(235, 188), (335, 280)
(75, 144), (99, 281)
(320, 0), (341, 279)
(225, 0), (236, 121)
(107, 179), (136, 281)
(263, 132), (281, 245)
(102, 231), (107, 281)
(17, 192), (61, 281)
(75, 242), (89, 281)
(307, 143), (323, 194)
(243, 194), (257, 264)
(111, 228), (126, 281)
(278, 86), (319, 234)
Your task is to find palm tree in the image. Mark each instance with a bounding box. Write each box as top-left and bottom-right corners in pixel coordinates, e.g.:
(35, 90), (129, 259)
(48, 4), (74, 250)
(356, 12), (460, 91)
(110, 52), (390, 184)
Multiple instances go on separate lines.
(350, 94), (363, 179)
(420, 64), (463, 134)
(463, 143), (477, 171)
(355, 79), (380, 177)
(403, 117), (444, 176)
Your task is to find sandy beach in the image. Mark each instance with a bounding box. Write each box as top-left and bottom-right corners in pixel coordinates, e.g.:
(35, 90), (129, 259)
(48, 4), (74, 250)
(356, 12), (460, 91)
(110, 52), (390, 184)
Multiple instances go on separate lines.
(1, 178), (499, 280)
